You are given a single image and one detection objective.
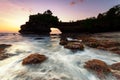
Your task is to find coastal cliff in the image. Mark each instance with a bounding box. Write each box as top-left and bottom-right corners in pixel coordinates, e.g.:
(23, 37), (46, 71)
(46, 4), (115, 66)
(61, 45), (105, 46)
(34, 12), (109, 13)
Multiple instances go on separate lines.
(58, 4), (120, 33)
(19, 5), (120, 34)
(19, 10), (59, 34)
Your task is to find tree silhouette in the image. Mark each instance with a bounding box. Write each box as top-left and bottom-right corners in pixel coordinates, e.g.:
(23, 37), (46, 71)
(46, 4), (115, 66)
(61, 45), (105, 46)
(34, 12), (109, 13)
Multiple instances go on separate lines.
(43, 10), (53, 15)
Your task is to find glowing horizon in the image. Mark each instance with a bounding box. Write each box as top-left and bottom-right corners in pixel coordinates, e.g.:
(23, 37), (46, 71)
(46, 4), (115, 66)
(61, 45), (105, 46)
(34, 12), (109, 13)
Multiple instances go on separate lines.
(50, 28), (62, 34)
(0, 0), (119, 32)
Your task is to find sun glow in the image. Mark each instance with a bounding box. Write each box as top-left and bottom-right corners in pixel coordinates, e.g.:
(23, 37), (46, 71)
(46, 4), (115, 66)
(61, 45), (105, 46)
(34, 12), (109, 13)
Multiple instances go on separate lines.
(0, 17), (28, 33)
(0, 14), (29, 33)
(50, 28), (62, 34)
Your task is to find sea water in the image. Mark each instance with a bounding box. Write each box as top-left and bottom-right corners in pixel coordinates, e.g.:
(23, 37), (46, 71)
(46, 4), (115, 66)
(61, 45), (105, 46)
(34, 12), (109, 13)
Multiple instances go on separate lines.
(0, 33), (119, 80)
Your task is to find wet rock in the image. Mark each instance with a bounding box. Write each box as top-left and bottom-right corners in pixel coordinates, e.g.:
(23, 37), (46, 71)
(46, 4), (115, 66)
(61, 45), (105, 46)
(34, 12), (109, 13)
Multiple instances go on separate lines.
(113, 50), (120, 54)
(78, 36), (120, 54)
(107, 47), (120, 51)
(97, 46), (106, 50)
(64, 42), (84, 50)
(84, 39), (120, 49)
(84, 59), (110, 73)
(49, 78), (60, 80)
(113, 73), (120, 80)
(0, 48), (5, 53)
(34, 37), (44, 40)
(110, 69), (120, 80)
(22, 53), (47, 65)
(0, 54), (9, 60)
(0, 44), (11, 49)
(0, 44), (11, 60)
(99, 40), (120, 48)
(59, 38), (68, 45)
(106, 47), (120, 54)
(83, 37), (97, 43)
(86, 42), (99, 48)
(111, 62), (120, 71)
(78, 37), (100, 48)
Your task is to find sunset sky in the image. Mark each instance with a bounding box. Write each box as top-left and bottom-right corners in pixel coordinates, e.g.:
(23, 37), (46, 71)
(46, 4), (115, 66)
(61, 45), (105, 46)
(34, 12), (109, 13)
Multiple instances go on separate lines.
(0, 0), (119, 32)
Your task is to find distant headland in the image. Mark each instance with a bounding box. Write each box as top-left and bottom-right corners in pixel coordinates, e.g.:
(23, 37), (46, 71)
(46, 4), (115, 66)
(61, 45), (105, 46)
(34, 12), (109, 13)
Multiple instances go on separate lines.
(19, 4), (120, 34)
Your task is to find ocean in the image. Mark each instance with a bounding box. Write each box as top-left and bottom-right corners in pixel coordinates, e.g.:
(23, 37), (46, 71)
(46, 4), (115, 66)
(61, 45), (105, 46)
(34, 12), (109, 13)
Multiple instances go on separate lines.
(0, 32), (120, 80)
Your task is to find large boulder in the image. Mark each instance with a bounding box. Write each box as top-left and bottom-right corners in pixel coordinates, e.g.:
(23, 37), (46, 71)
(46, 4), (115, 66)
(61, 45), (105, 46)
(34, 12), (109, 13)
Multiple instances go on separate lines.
(84, 59), (110, 73)
(64, 42), (84, 50)
(22, 53), (47, 65)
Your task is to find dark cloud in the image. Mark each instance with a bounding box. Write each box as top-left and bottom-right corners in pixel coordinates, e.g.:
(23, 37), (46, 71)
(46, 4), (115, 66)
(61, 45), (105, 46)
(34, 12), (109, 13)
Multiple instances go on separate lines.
(70, 1), (76, 5)
(70, 0), (84, 6)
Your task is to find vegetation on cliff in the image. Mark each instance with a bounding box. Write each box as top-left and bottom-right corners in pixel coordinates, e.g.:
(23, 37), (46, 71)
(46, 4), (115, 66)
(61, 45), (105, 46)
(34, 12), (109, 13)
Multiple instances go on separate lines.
(19, 10), (59, 34)
(19, 4), (120, 34)
(58, 4), (120, 33)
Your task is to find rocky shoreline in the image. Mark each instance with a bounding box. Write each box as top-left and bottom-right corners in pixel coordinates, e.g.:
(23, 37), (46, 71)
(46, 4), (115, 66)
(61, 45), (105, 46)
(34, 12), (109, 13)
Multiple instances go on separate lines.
(59, 33), (120, 79)
(0, 33), (120, 80)
(60, 33), (120, 54)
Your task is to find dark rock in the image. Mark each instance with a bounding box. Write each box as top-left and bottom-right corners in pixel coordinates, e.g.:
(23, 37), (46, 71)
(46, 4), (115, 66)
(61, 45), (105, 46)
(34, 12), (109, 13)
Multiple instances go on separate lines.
(19, 5), (120, 34)
(0, 44), (11, 60)
(22, 53), (47, 65)
(113, 51), (120, 54)
(64, 42), (84, 50)
(0, 44), (11, 49)
(110, 69), (120, 80)
(34, 37), (44, 40)
(107, 47), (120, 51)
(84, 59), (110, 73)
(112, 71), (120, 80)
(86, 42), (99, 48)
(84, 59), (120, 79)
(78, 36), (120, 55)
(97, 46), (106, 50)
(0, 54), (9, 60)
(99, 40), (120, 48)
(19, 10), (59, 35)
(59, 38), (68, 45)
(111, 62), (120, 71)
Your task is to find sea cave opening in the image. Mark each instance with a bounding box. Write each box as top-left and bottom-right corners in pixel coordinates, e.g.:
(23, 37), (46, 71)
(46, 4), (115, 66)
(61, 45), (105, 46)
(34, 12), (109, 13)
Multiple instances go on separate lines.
(50, 28), (62, 34)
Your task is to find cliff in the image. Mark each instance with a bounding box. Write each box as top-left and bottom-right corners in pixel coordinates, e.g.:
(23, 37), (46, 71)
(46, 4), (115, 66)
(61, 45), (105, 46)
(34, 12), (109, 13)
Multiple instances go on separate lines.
(19, 10), (59, 34)
(58, 4), (120, 33)
(19, 5), (120, 34)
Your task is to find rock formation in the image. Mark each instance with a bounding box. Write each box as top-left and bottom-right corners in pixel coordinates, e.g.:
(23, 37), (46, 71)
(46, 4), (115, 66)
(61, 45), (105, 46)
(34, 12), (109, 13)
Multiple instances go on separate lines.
(84, 59), (110, 74)
(84, 59), (120, 80)
(19, 10), (59, 35)
(22, 53), (47, 65)
(19, 4), (120, 34)
(0, 44), (12, 60)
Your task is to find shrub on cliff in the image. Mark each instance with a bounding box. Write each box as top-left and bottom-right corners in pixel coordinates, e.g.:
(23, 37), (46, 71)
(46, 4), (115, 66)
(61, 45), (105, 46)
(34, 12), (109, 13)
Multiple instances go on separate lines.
(19, 10), (59, 34)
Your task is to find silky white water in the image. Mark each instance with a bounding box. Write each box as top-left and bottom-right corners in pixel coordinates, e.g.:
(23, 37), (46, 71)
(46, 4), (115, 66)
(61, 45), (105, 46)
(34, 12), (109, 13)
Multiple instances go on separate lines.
(0, 33), (119, 80)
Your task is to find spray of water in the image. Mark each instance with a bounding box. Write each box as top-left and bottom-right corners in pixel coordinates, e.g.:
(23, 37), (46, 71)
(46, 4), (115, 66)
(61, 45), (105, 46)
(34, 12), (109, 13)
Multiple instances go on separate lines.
(0, 33), (119, 80)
